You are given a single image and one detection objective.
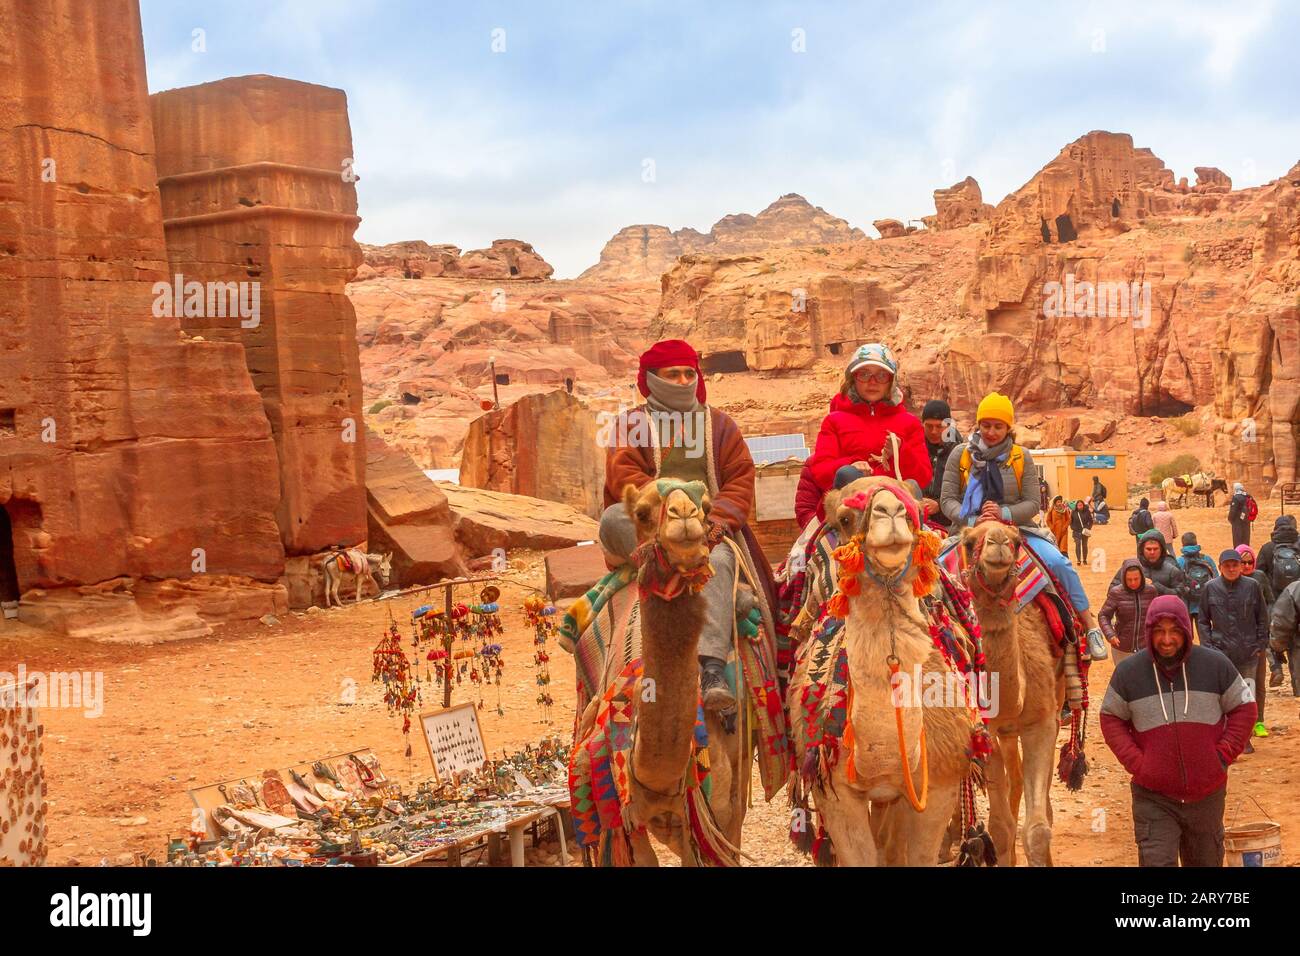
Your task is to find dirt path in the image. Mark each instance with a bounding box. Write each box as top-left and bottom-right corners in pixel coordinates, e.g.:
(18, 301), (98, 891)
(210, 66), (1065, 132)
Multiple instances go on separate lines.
(2, 504), (1295, 866)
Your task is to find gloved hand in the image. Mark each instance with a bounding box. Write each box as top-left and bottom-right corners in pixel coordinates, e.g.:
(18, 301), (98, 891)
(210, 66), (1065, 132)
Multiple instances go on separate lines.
(979, 501), (1003, 523)
(705, 520), (726, 549)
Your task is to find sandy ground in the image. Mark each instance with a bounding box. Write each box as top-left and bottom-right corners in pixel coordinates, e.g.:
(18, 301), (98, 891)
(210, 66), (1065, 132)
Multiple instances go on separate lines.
(2, 502), (1297, 867)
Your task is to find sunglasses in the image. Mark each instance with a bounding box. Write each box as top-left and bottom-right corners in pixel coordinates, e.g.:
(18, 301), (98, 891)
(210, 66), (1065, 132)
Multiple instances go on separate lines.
(854, 368), (892, 383)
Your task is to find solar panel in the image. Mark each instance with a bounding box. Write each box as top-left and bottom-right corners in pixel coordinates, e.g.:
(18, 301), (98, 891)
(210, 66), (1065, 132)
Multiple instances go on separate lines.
(745, 433), (809, 465)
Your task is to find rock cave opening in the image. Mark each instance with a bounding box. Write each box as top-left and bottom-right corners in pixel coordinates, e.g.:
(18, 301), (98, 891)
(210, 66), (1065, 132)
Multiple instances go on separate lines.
(0, 505), (20, 603)
(1150, 396), (1196, 418)
(826, 342), (842, 356)
(1055, 214), (1078, 242)
(701, 350), (749, 374)
(1111, 198), (1121, 217)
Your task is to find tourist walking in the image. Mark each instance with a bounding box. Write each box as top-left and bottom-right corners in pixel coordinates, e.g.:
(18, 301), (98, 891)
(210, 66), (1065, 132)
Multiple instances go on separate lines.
(1100, 595), (1255, 867)
(1129, 497), (1155, 540)
(1111, 529), (1187, 603)
(1152, 501), (1178, 555)
(1176, 532), (1218, 643)
(1227, 482), (1255, 547)
(1046, 494), (1071, 553)
(1270, 578), (1300, 698)
(1201, 549), (1269, 749)
(1098, 558), (1158, 666)
(1070, 498), (1093, 565)
(1237, 544), (1275, 724)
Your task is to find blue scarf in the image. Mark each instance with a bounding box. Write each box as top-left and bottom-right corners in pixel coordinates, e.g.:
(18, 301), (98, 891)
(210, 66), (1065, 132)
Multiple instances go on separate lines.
(959, 434), (1011, 525)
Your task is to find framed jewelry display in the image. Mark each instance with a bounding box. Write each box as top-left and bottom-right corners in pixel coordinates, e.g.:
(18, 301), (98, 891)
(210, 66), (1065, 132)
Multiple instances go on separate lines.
(419, 702), (488, 783)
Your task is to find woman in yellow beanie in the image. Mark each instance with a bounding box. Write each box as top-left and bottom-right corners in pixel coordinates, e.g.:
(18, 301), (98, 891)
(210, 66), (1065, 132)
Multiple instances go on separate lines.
(941, 391), (1107, 659)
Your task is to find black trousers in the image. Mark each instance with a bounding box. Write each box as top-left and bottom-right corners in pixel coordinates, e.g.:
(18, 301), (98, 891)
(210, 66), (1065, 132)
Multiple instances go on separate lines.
(1074, 533), (1088, 563)
(1131, 783), (1226, 867)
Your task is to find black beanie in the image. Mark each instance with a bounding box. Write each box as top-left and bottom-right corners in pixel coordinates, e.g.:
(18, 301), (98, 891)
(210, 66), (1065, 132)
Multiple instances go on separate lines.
(1139, 498), (1150, 509)
(921, 399), (951, 422)
(1182, 532), (1197, 546)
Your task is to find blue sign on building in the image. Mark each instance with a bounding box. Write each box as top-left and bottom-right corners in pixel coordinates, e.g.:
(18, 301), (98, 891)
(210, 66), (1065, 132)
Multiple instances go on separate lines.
(1075, 454), (1116, 469)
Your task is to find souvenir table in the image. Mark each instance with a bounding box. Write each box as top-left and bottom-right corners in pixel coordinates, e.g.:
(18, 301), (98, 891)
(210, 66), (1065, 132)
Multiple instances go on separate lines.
(169, 740), (572, 868)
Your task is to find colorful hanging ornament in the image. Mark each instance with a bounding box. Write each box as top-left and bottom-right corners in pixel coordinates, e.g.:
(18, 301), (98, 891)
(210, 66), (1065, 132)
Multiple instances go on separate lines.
(523, 594), (557, 724)
(371, 620), (417, 735)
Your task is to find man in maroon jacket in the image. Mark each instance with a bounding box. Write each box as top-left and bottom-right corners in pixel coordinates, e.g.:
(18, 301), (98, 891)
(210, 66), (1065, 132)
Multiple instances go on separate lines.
(1100, 594), (1255, 866)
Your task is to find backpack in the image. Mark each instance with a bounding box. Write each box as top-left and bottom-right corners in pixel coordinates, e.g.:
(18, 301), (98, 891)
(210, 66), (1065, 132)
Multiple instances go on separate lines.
(959, 445), (1025, 494)
(1245, 495), (1259, 522)
(1128, 510), (1153, 536)
(1184, 558), (1213, 598)
(1272, 544), (1300, 594)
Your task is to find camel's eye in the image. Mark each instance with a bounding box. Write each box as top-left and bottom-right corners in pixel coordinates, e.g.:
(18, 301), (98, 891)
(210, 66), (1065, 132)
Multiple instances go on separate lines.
(636, 504), (653, 523)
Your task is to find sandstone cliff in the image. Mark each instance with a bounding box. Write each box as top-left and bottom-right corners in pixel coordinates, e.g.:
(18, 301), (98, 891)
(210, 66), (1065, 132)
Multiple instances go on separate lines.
(360, 238), (554, 280)
(579, 193), (865, 282)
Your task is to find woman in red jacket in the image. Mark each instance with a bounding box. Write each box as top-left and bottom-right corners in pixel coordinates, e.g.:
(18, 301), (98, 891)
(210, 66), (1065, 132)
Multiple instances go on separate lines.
(794, 343), (931, 528)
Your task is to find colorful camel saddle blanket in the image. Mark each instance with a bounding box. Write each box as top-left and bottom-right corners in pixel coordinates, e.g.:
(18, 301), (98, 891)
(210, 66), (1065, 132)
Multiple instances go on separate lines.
(559, 538), (789, 800)
(790, 565), (992, 795)
(567, 660), (739, 866)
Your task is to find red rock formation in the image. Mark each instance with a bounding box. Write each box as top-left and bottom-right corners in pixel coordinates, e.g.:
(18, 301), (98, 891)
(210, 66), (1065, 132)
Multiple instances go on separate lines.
(361, 239), (553, 280)
(873, 219), (907, 239)
(931, 176), (995, 230)
(580, 194), (864, 281)
(152, 75), (367, 557)
(0, 0), (285, 617)
(459, 390), (604, 518)
(437, 482), (599, 556)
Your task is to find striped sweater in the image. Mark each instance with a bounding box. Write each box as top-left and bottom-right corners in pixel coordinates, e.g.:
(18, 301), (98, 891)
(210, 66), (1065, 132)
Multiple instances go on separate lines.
(1100, 641), (1254, 803)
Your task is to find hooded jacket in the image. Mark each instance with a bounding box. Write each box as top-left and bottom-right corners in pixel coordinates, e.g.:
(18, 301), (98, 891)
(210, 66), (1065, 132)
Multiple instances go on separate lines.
(1099, 559), (1160, 653)
(1257, 515), (1300, 582)
(1109, 529), (1186, 601)
(1046, 498), (1071, 547)
(797, 393), (931, 527)
(1271, 579), (1300, 654)
(1202, 572), (1270, 667)
(1100, 595), (1254, 803)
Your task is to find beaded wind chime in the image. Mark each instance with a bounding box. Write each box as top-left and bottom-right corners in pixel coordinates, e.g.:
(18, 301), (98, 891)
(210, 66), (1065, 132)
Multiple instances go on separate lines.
(522, 594), (557, 723)
(469, 587), (506, 714)
(371, 618), (419, 735)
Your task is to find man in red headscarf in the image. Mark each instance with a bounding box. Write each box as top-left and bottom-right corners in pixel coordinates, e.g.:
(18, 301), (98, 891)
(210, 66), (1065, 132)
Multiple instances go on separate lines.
(600, 340), (777, 724)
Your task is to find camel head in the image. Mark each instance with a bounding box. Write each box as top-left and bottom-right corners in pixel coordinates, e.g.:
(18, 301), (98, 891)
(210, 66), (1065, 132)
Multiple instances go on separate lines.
(623, 479), (711, 573)
(825, 476), (917, 578)
(961, 520), (1022, 594)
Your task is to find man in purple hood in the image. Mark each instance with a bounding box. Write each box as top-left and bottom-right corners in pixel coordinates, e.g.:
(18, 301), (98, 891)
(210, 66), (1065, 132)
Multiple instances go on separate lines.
(1100, 595), (1255, 866)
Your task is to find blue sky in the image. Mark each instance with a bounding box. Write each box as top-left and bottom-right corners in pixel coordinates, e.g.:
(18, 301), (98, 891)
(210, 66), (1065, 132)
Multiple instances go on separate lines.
(141, 1), (1300, 278)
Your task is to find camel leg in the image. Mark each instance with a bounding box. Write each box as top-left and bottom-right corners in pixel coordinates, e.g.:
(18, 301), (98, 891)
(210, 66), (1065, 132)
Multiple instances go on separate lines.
(985, 736), (1017, 866)
(816, 787), (878, 866)
(1007, 734), (1024, 830)
(324, 566), (336, 608)
(1018, 717), (1058, 867)
(903, 781), (960, 866)
(629, 827), (659, 867)
(870, 800), (908, 866)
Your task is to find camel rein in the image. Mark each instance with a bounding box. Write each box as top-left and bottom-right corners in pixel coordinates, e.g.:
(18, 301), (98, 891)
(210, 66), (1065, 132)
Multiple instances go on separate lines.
(883, 595), (929, 814)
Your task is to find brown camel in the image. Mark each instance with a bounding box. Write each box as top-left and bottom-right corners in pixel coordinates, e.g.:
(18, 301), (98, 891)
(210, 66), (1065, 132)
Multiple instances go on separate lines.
(790, 476), (981, 866)
(618, 479), (747, 866)
(962, 520), (1066, 867)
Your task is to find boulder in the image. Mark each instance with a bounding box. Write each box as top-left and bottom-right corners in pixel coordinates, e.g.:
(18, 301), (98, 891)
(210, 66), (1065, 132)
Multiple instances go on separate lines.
(873, 219), (907, 239)
(435, 483), (599, 556)
(544, 543), (608, 601)
(365, 431), (467, 588)
(931, 177), (994, 230)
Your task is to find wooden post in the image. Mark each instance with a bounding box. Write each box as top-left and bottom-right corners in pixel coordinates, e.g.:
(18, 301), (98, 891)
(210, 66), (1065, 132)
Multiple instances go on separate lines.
(442, 583), (454, 709)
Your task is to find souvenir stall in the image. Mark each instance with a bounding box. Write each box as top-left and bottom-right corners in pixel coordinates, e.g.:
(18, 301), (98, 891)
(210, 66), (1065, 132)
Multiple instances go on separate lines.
(166, 576), (575, 868)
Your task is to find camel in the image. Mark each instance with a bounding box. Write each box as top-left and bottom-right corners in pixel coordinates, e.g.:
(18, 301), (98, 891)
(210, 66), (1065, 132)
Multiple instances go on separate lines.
(615, 480), (747, 866)
(790, 476), (982, 866)
(961, 520), (1066, 866)
(323, 549), (392, 607)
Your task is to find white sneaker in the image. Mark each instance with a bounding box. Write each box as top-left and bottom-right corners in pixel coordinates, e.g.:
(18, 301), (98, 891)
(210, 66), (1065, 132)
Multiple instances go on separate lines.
(1086, 628), (1109, 661)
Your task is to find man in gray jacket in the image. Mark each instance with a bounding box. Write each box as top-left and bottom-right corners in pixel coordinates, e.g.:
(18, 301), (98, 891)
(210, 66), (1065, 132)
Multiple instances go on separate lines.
(1270, 578), (1300, 698)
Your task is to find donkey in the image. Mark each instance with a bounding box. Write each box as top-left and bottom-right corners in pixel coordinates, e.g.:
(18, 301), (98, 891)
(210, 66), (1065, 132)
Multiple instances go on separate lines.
(323, 549), (393, 607)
